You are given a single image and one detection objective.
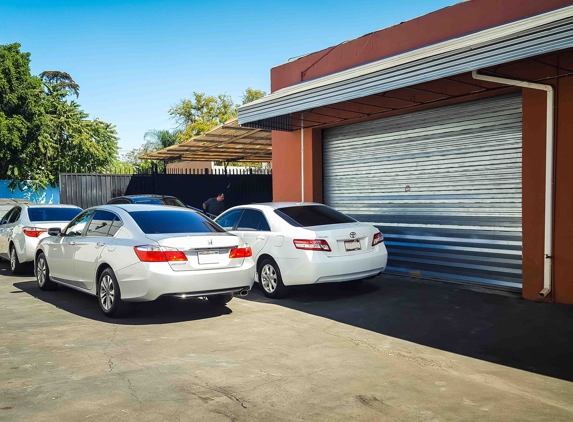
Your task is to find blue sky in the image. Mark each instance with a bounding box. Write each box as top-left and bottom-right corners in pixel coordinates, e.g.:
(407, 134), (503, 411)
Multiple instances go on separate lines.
(1, 0), (455, 155)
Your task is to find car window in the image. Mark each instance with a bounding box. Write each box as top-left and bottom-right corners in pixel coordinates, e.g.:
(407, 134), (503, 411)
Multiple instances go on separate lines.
(107, 216), (123, 237)
(274, 205), (356, 227)
(0, 208), (14, 225)
(86, 210), (118, 237)
(108, 198), (129, 204)
(131, 197), (164, 205)
(8, 207), (21, 223)
(28, 207), (82, 222)
(236, 209), (271, 232)
(162, 197), (186, 207)
(215, 209), (244, 230)
(65, 210), (95, 237)
(128, 210), (225, 234)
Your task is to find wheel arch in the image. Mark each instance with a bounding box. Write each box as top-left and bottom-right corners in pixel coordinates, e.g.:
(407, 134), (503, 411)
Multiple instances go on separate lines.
(95, 263), (113, 290)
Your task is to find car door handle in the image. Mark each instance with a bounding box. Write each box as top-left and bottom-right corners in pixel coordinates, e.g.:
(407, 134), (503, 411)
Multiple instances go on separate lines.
(69, 240), (76, 245)
(256, 235), (266, 241)
(96, 242), (106, 248)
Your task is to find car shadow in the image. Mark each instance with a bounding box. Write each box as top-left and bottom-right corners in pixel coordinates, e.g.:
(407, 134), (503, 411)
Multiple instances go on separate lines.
(12, 280), (232, 325)
(241, 275), (573, 382)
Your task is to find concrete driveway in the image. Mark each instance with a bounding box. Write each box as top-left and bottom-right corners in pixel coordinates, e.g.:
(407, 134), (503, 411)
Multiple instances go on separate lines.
(1, 261), (573, 421)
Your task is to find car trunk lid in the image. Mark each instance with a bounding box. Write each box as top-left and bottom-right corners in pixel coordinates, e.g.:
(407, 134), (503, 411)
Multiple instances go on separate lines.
(145, 233), (245, 271)
(304, 223), (376, 257)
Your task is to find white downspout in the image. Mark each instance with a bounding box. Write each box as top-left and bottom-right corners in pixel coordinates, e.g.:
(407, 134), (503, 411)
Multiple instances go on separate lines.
(301, 113), (305, 203)
(471, 70), (554, 298)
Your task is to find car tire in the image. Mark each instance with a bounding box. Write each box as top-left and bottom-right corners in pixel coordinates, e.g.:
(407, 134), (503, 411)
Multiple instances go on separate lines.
(258, 258), (289, 299)
(36, 252), (58, 291)
(10, 244), (25, 275)
(207, 293), (233, 306)
(98, 268), (132, 318)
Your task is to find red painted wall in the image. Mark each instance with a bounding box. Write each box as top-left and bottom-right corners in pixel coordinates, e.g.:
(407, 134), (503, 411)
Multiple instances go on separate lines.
(271, 0), (573, 92)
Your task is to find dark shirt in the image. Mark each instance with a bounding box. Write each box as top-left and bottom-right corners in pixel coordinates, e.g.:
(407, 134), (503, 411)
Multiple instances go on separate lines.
(204, 197), (225, 216)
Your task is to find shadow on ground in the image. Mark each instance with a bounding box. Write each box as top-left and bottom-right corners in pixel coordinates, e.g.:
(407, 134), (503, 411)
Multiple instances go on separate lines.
(242, 275), (573, 382)
(11, 277), (232, 326)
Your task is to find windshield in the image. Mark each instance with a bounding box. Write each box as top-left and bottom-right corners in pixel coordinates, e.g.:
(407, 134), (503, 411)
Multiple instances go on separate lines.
(129, 210), (225, 234)
(28, 207), (82, 222)
(131, 197), (186, 207)
(274, 205), (355, 227)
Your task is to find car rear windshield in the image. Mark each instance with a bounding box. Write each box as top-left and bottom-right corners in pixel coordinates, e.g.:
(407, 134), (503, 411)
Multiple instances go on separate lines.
(28, 207), (82, 222)
(274, 205), (355, 227)
(131, 197), (185, 207)
(129, 210), (225, 234)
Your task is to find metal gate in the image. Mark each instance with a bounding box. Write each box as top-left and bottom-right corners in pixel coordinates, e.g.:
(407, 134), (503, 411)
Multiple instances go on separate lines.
(323, 94), (523, 289)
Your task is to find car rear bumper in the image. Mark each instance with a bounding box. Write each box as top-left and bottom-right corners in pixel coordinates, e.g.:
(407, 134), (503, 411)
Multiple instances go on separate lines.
(276, 244), (388, 286)
(114, 259), (256, 302)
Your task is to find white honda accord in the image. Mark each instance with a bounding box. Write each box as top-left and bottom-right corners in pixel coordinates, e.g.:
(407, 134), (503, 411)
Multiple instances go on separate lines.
(215, 203), (388, 298)
(35, 204), (255, 317)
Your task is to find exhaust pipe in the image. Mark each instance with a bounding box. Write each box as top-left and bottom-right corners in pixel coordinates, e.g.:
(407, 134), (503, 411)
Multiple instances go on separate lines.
(238, 289), (249, 297)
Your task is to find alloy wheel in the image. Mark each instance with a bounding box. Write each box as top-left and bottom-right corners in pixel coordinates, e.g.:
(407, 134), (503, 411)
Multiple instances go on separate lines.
(100, 275), (115, 311)
(261, 264), (278, 293)
(37, 257), (46, 286)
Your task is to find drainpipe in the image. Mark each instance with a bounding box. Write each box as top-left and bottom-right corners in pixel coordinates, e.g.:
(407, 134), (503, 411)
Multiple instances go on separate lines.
(301, 113), (305, 203)
(471, 70), (554, 298)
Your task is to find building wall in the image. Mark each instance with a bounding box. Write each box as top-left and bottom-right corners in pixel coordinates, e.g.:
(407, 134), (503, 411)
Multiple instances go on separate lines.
(271, 0), (573, 92)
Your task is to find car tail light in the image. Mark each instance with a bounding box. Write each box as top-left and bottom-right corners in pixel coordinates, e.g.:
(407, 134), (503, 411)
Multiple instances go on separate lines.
(293, 239), (332, 252)
(229, 247), (252, 258)
(372, 232), (384, 246)
(134, 245), (188, 262)
(23, 227), (48, 238)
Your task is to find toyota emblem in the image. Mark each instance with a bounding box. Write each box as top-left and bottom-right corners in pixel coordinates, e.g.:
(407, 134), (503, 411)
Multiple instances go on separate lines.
(350, 232), (356, 238)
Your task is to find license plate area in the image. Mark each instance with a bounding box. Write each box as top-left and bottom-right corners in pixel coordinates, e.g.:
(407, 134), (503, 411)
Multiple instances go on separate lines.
(344, 240), (361, 252)
(198, 251), (220, 264)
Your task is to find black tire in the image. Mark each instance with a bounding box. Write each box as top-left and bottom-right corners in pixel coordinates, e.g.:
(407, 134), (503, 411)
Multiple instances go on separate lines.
(207, 293), (233, 306)
(258, 258), (289, 299)
(9, 244), (25, 275)
(98, 267), (132, 318)
(36, 252), (58, 291)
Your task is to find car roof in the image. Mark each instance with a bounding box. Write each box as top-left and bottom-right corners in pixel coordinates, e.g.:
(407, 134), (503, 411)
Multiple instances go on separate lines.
(232, 202), (324, 211)
(102, 204), (194, 212)
(116, 194), (178, 199)
(25, 204), (81, 208)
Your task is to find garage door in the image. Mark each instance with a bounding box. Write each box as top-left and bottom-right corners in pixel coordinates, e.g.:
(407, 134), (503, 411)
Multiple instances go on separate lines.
(323, 94), (522, 289)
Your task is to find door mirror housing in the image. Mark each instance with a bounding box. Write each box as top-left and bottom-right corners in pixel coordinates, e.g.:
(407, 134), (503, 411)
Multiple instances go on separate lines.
(48, 227), (62, 236)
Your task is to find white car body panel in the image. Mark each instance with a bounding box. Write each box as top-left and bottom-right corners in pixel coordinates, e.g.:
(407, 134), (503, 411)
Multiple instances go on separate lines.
(0, 205), (82, 265)
(216, 202), (388, 286)
(36, 204), (255, 302)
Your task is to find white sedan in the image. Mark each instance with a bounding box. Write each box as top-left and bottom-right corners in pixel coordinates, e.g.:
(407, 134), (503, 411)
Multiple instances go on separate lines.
(0, 204), (82, 274)
(215, 203), (388, 298)
(35, 204), (255, 317)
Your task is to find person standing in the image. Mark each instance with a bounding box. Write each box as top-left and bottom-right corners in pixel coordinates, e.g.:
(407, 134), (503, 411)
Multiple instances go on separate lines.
(203, 192), (226, 216)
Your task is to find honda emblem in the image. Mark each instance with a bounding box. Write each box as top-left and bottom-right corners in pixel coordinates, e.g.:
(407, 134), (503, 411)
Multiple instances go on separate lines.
(208, 239), (213, 245)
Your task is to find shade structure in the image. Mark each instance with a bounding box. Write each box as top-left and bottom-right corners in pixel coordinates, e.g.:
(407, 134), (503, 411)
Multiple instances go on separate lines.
(140, 118), (271, 163)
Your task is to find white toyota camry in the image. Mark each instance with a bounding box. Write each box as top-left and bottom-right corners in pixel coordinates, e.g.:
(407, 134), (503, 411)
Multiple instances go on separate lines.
(35, 204), (255, 317)
(215, 203), (388, 298)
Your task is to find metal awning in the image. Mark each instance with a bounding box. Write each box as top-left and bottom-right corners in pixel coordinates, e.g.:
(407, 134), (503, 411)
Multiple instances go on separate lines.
(140, 118), (271, 162)
(238, 4), (573, 131)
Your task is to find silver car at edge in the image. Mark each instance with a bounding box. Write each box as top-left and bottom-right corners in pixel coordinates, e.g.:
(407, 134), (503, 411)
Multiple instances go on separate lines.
(0, 204), (82, 274)
(34, 204), (255, 317)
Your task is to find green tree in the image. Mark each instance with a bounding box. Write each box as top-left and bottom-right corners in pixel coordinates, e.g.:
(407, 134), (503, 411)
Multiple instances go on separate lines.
(0, 43), (120, 191)
(169, 92), (237, 142)
(241, 87), (266, 105)
(0, 43), (46, 190)
(143, 129), (180, 150)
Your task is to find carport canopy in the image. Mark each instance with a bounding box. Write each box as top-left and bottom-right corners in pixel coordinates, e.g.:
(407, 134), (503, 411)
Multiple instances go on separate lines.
(140, 117), (272, 163)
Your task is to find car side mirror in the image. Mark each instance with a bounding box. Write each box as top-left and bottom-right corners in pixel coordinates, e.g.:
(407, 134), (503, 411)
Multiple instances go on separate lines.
(48, 227), (62, 236)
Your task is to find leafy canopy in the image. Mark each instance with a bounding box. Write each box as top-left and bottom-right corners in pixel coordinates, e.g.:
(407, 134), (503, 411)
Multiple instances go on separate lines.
(0, 43), (120, 191)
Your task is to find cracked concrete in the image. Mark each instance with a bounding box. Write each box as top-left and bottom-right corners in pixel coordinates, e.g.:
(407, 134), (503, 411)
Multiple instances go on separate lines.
(1, 261), (573, 421)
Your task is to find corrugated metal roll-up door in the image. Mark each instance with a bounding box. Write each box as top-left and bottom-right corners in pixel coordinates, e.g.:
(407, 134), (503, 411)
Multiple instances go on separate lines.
(323, 94), (523, 289)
